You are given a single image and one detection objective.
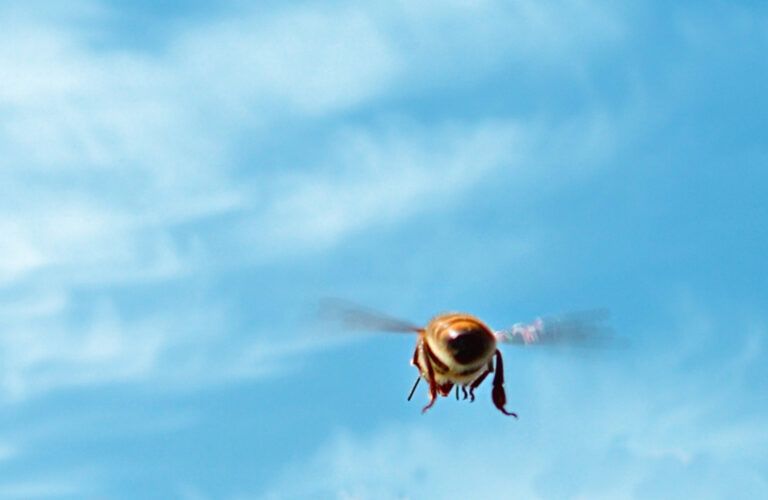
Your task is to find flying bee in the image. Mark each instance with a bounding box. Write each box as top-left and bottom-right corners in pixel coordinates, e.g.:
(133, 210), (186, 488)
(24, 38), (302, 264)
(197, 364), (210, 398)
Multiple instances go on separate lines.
(321, 300), (612, 417)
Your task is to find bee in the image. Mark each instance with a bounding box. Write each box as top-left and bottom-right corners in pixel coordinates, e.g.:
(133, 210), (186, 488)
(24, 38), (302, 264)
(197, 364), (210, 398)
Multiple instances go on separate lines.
(410, 312), (515, 416)
(321, 300), (612, 417)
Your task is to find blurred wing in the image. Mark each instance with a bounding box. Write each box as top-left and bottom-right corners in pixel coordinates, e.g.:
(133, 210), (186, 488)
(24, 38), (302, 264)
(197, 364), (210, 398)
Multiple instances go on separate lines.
(318, 298), (422, 333)
(496, 309), (615, 347)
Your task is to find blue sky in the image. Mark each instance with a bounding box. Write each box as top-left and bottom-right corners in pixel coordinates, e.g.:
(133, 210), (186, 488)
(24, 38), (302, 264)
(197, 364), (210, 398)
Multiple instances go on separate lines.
(1, 0), (766, 498)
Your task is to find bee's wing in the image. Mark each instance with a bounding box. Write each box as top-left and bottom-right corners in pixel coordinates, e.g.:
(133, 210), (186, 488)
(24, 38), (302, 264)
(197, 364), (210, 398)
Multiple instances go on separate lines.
(318, 298), (422, 333)
(496, 309), (616, 347)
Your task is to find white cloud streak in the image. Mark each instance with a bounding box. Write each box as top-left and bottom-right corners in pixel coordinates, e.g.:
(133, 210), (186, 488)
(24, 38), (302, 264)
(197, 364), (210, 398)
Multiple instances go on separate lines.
(0, 474), (93, 500)
(0, 0), (624, 287)
(241, 119), (530, 255)
(172, 6), (402, 116)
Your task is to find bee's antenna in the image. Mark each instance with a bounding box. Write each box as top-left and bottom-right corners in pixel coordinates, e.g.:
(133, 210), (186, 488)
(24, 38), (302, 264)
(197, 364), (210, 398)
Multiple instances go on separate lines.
(407, 376), (421, 401)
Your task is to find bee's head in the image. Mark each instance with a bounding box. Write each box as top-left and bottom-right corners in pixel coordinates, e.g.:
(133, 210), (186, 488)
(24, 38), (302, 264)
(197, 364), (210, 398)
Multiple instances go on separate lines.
(446, 325), (496, 365)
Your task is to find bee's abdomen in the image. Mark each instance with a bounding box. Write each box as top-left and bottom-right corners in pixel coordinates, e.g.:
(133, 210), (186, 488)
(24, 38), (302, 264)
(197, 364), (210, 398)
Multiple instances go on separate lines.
(426, 314), (496, 369)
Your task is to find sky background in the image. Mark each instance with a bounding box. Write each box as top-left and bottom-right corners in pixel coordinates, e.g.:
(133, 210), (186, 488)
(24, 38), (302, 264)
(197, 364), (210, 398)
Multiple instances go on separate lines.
(1, 0), (767, 498)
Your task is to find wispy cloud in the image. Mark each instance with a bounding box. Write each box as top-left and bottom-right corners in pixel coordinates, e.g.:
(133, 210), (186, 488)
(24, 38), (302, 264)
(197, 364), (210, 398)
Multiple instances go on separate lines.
(172, 5), (402, 117)
(381, 0), (625, 74)
(0, 443), (16, 462)
(0, 474), (93, 500)
(235, 108), (619, 263)
(238, 119), (529, 256)
(0, 288), (346, 400)
(0, 0), (626, 288)
(2, 300), (174, 400)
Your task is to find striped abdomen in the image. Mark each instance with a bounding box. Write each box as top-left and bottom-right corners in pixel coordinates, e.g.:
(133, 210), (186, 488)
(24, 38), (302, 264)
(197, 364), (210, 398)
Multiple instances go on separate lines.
(417, 313), (497, 386)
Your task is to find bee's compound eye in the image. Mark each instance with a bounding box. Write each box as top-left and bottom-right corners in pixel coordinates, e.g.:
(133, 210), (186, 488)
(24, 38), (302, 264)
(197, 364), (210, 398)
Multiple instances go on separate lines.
(447, 328), (493, 365)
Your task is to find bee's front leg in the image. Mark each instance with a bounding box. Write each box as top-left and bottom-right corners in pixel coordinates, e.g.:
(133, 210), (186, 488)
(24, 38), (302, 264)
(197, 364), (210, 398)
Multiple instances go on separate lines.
(420, 341), (439, 413)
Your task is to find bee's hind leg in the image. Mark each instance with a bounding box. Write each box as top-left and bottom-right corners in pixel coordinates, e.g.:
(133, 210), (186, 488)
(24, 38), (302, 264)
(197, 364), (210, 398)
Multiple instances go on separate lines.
(491, 349), (518, 418)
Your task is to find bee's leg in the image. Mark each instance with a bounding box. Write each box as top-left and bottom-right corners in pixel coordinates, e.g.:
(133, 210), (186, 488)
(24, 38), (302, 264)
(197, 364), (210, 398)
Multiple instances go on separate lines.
(468, 363), (492, 402)
(491, 349), (518, 418)
(455, 385), (459, 400)
(420, 341), (439, 413)
(461, 386), (469, 400)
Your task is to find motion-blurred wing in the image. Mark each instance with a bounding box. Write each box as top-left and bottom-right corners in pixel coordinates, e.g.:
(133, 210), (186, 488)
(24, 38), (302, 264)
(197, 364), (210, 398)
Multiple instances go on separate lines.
(496, 309), (614, 347)
(318, 298), (422, 333)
